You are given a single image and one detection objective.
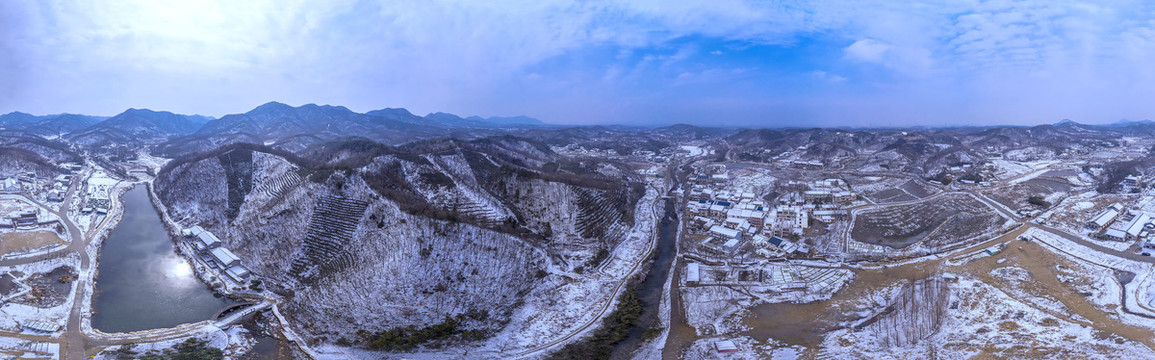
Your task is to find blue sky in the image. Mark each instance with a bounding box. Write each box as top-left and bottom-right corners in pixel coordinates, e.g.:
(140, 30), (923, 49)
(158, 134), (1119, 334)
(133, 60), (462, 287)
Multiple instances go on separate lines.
(3, 0), (1155, 127)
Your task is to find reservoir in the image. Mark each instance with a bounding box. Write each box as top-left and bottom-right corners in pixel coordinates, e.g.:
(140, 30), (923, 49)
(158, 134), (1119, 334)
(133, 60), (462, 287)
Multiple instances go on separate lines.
(91, 185), (235, 333)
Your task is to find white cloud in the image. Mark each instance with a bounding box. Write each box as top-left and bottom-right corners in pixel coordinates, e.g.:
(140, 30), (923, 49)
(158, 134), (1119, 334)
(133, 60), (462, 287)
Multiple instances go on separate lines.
(811, 70), (847, 83)
(5, 0), (1155, 126)
(844, 38), (932, 77)
(845, 38), (891, 63)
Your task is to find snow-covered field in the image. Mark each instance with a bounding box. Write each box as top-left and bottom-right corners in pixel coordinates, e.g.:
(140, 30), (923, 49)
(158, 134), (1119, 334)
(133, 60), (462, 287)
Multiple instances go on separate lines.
(0, 256), (80, 335)
(93, 324), (255, 359)
(818, 275), (1151, 359)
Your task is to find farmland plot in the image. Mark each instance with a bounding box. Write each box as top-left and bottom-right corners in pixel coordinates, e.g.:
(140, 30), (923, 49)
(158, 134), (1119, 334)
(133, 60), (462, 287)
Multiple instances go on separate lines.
(851, 194), (999, 249)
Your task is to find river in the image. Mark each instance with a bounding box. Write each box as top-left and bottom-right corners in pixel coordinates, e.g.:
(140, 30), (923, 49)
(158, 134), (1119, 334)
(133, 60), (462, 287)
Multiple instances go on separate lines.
(609, 169), (683, 359)
(91, 185), (236, 333)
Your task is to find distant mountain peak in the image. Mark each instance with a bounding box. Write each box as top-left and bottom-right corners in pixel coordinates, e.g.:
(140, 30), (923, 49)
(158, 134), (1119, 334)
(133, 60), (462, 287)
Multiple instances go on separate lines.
(1110, 119), (1155, 127)
(368, 107), (415, 117)
(482, 115), (543, 125)
(1053, 119), (1080, 126)
(426, 112), (463, 119)
(250, 101), (294, 113)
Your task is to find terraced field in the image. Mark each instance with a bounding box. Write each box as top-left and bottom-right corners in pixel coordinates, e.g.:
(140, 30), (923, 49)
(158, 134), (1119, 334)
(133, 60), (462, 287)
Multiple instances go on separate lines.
(851, 194), (996, 249)
(287, 196), (370, 284)
(987, 175), (1077, 211)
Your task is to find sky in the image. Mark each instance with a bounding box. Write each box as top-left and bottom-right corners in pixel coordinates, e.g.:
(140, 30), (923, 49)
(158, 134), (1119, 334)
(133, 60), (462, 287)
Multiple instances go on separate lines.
(3, 0), (1155, 127)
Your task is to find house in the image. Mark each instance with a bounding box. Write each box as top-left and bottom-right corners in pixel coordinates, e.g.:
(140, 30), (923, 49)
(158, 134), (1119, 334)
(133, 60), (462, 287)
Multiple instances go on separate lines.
(723, 217), (750, 232)
(686, 263), (700, 283)
(1123, 213), (1152, 240)
(715, 340), (739, 353)
(708, 204), (727, 217)
(1104, 228), (1128, 241)
(812, 210), (846, 223)
(12, 210), (38, 228)
(1123, 175), (1143, 189)
(47, 190), (64, 202)
(803, 190), (832, 202)
(209, 247), (241, 268)
(790, 160), (824, 169)
(0, 178), (20, 194)
(21, 321), (61, 333)
(722, 238), (740, 253)
(765, 236), (799, 253)
(1087, 208), (1120, 230)
(710, 225), (741, 240)
(833, 191), (857, 203)
(19, 341), (59, 355)
(225, 264), (251, 282)
(189, 226), (222, 251)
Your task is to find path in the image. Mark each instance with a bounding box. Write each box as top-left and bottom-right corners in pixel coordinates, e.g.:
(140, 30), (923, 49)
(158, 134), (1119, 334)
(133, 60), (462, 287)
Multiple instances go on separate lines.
(0, 167), (272, 359)
(509, 179), (668, 359)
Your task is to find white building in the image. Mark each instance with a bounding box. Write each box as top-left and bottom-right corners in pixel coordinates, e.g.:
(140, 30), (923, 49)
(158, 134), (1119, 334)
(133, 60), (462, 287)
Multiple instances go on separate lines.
(1, 178), (20, 194)
(1124, 213), (1153, 240)
(189, 226), (222, 251)
(709, 225), (741, 240)
(1087, 208), (1120, 230)
(226, 264), (251, 282)
(209, 247), (241, 268)
(1104, 228), (1128, 241)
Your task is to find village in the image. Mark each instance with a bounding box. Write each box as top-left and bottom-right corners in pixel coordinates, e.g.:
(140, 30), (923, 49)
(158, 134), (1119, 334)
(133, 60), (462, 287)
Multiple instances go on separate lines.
(0, 156), (284, 359)
(666, 136), (1155, 359)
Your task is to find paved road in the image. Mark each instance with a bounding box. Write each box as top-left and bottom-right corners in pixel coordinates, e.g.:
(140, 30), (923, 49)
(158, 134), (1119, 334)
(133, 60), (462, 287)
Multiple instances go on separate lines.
(508, 178), (670, 359)
(0, 170), (95, 359)
(0, 169), (263, 359)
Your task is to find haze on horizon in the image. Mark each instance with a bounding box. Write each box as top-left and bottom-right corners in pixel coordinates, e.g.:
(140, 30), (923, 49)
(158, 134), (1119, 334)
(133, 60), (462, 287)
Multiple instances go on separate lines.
(2, 0), (1154, 128)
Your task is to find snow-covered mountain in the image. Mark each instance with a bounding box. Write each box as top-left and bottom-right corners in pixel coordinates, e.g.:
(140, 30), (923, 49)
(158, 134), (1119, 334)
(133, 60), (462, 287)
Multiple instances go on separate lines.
(63, 108), (204, 148)
(153, 136), (645, 345)
(0, 112), (106, 136)
(154, 102), (546, 156)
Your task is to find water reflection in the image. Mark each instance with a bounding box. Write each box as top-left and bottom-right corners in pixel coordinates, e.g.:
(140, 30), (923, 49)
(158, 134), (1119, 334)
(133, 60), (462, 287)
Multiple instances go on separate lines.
(91, 185), (236, 333)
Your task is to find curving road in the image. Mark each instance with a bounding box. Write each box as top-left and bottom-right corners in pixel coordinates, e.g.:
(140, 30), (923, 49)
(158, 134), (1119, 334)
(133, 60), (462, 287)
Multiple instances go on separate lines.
(508, 179), (669, 359)
(0, 169), (269, 359)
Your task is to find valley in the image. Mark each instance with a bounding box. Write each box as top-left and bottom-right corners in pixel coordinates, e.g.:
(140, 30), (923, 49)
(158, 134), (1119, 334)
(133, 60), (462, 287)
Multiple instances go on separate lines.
(4, 105), (1155, 359)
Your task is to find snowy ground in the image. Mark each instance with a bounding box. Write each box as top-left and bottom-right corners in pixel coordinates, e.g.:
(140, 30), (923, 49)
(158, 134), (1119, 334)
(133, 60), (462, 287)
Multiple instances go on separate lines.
(302, 177), (668, 359)
(0, 255), (80, 335)
(93, 324), (255, 359)
(817, 275), (1151, 359)
(0, 335), (59, 358)
(681, 336), (804, 360)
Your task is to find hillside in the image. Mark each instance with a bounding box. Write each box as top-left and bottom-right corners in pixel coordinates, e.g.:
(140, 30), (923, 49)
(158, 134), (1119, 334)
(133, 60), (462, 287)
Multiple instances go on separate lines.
(64, 108), (204, 148)
(0, 112), (105, 137)
(154, 103), (546, 156)
(153, 136), (648, 348)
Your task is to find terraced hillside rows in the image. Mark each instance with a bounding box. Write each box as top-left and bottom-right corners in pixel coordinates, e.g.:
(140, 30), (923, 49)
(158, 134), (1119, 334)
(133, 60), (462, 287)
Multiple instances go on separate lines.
(920, 212), (1006, 250)
(851, 194), (997, 249)
(153, 138), (648, 349)
(575, 187), (630, 240)
(288, 196), (370, 284)
(251, 170), (303, 200)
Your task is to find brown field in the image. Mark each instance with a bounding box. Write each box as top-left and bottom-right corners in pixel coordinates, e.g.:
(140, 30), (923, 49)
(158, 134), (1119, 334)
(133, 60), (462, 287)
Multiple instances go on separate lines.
(0, 230), (66, 257)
